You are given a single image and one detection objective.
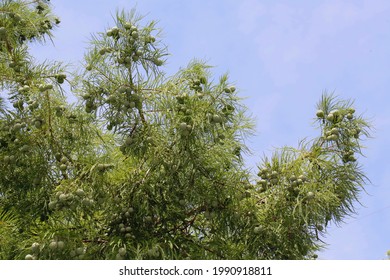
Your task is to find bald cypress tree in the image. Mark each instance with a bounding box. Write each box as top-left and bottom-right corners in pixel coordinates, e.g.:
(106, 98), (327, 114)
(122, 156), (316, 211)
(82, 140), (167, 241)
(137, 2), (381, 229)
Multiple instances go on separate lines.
(0, 1), (371, 260)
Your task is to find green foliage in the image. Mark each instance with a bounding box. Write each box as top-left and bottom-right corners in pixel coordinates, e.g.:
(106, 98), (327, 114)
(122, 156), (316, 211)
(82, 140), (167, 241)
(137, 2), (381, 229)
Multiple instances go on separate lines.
(0, 1), (372, 260)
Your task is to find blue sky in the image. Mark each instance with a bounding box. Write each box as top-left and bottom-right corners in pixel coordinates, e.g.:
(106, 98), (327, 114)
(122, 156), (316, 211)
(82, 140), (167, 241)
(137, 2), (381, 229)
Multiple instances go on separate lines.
(31, 0), (390, 259)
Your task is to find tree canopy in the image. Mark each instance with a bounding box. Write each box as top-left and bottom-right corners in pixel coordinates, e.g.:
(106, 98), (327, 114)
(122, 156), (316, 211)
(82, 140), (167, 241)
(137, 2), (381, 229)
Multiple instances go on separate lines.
(0, 0), (371, 260)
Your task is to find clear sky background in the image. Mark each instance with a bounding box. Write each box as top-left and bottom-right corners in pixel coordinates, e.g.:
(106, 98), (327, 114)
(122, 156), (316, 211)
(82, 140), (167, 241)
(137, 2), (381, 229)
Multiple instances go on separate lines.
(30, 0), (390, 260)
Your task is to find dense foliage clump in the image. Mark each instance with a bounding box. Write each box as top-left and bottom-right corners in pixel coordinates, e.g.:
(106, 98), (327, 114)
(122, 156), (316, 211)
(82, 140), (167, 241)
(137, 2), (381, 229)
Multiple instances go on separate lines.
(0, 1), (371, 260)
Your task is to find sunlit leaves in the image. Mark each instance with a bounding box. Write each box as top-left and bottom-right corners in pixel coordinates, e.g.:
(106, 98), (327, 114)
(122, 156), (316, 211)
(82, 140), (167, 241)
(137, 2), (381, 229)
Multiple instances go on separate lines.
(0, 2), (372, 260)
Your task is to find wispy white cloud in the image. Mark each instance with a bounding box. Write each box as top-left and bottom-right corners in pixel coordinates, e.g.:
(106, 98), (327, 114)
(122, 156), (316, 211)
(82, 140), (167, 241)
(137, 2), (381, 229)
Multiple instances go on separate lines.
(237, 0), (266, 34)
(235, 0), (390, 260)
(236, 0), (390, 87)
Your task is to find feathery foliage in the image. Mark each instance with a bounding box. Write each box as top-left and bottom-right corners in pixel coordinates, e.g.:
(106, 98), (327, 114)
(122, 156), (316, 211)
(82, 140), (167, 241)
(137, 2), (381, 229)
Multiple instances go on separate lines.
(0, 1), (372, 260)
